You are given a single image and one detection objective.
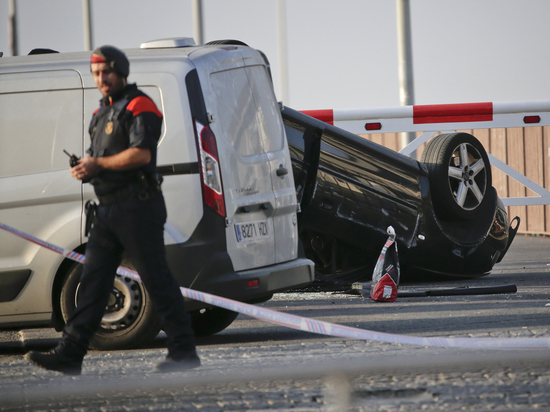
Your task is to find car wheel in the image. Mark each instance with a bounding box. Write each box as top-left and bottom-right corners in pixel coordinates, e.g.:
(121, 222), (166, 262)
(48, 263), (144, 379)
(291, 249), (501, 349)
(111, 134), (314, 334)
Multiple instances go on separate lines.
(60, 262), (162, 350)
(206, 40), (249, 46)
(190, 307), (239, 336)
(421, 132), (492, 221)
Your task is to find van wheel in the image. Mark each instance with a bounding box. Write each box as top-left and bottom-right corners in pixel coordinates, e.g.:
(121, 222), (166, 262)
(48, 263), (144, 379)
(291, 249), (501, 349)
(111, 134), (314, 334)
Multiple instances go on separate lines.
(190, 307), (239, 336)
(421, 132), (492, 221)
(60, 262), (162, 350)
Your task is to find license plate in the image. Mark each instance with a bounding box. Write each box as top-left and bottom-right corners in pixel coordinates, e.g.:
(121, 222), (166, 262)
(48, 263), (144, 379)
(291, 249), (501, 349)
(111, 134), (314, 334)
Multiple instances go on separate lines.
(234, 220), (271, 242)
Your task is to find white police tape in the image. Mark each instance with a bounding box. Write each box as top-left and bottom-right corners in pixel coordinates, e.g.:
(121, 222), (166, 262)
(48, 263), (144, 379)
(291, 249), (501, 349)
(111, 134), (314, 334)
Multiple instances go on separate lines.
(1, 221), (549, 350)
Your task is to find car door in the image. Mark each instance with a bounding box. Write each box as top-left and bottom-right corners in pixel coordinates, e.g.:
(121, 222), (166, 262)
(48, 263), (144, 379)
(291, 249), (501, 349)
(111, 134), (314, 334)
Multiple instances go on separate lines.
(283, 107), (423, 251)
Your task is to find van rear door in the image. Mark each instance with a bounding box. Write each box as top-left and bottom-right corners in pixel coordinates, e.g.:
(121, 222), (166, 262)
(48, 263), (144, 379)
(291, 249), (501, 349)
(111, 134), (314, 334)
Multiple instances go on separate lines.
(241, 66), (298, 264)
(204, 61), (298, 271)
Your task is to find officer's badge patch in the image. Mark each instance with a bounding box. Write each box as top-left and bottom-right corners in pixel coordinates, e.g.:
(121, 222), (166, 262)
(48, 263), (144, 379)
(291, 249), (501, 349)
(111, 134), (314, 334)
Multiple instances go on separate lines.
(105, 121), (114, 135)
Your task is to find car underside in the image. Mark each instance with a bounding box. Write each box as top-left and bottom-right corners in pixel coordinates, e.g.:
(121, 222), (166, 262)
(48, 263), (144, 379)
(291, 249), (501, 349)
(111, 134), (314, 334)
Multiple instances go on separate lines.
(282, 106), (518, 286)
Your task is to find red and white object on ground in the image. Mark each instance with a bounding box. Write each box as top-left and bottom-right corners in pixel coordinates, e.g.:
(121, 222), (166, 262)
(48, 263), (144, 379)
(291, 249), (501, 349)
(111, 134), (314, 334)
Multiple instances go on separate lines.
(370, 226), (400, 302)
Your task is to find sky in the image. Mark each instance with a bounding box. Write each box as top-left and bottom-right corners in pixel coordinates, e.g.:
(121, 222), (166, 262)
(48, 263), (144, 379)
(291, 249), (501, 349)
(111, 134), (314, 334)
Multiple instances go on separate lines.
(1, 0), (550, 111)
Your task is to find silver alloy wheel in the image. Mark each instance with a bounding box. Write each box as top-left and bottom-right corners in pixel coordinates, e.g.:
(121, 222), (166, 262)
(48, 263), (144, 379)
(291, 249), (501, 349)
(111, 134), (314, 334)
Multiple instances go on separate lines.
(447, 142), (488, 211)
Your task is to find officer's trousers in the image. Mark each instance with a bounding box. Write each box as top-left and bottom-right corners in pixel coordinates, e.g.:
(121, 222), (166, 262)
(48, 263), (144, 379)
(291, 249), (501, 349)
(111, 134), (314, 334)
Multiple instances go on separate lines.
(63, 192), (196, 357)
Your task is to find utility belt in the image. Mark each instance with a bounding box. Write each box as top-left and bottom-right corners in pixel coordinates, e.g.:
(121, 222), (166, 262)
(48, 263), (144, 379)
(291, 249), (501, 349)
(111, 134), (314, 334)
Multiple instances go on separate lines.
(85, 173), (163, 237)
(95, 172), (163, 206)
(96, 183), (159, 205)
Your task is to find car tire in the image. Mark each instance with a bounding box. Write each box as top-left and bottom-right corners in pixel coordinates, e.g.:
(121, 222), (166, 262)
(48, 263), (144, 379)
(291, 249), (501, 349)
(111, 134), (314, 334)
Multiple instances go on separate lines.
(60, 262), (162, 350)
(206, 40), (249, 46)
(421, 132), (492, 221)
(190, 307), (239, 336)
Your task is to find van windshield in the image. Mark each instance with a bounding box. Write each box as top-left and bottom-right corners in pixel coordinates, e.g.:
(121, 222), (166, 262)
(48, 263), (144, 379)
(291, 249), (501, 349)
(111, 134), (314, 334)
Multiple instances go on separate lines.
(210, 65), (283, 157)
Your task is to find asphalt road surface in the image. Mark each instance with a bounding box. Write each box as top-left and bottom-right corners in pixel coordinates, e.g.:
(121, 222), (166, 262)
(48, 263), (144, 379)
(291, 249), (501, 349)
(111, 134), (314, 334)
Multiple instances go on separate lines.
(1, 234), (549, 411)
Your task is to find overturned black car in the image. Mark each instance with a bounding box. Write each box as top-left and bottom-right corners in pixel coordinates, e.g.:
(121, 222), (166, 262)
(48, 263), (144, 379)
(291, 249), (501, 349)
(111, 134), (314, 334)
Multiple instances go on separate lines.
(282, 106), (518, 284)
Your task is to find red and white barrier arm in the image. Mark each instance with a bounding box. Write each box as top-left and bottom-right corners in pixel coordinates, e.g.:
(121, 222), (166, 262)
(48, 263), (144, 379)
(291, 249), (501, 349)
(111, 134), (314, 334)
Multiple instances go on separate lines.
(1, 221), (549, 350)
(302, 100), (550, 135)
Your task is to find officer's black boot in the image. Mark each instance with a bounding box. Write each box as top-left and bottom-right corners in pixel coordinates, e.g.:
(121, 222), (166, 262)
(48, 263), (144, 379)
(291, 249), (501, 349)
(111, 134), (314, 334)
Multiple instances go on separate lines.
(155, 350), (201, 373)
(25, 339), (85, 376)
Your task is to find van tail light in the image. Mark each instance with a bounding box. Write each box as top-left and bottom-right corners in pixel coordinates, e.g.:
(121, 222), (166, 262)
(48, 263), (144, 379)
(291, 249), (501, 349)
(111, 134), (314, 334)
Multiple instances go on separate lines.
(194, 120), (226, 217)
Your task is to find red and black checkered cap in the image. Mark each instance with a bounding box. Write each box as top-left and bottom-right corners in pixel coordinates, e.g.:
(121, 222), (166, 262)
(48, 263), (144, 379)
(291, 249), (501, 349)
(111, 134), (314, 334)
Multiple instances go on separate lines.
(90, 45), (129, 78)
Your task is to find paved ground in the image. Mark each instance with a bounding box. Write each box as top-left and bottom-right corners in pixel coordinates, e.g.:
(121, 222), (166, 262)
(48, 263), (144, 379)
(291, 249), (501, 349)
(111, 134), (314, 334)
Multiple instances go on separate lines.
(0, 234), (549, 411)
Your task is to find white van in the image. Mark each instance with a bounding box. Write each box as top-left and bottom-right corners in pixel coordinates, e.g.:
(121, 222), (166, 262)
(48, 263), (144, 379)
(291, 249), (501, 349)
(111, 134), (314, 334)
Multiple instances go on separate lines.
(0, 38), (314, 349)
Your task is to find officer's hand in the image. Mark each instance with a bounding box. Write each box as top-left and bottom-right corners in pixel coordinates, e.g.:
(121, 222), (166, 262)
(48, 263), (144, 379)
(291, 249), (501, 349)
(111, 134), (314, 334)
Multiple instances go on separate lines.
(70, 156), (100, 181)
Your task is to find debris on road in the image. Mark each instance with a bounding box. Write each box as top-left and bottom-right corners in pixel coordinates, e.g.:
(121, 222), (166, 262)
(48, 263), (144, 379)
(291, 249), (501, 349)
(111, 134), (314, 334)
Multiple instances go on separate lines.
(349, 283), (517, 298)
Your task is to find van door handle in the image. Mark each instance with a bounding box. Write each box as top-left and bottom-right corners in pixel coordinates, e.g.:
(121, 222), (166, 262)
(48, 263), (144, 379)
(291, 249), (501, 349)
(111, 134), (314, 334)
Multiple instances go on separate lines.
(236, 203), (270, 213)
(276, 166), (288, 177)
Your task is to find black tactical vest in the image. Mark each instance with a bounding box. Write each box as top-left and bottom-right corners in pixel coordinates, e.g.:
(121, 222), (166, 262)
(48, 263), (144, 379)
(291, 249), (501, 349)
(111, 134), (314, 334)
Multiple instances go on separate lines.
(87, 85), (160, 196)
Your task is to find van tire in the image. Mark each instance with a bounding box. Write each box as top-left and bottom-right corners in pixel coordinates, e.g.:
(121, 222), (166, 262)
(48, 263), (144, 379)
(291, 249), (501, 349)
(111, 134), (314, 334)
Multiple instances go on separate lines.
(60, 262), (162, 350)
(421, 132), (492, 221)
(190, 307), (239, 336)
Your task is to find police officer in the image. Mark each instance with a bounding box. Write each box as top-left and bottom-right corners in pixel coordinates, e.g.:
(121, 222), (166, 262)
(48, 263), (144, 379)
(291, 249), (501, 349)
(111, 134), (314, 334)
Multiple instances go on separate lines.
(26, 45), (199, 375)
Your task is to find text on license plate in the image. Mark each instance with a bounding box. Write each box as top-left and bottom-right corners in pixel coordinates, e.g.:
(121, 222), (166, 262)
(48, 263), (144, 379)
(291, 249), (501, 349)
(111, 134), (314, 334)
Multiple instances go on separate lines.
(234, 220), (271, 242)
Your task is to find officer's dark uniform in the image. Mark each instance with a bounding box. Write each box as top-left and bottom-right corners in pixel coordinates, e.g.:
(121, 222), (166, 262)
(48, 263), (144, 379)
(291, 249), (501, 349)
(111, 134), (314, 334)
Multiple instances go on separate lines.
(63, 83), (197, 361)
(25, 45), (198, 376)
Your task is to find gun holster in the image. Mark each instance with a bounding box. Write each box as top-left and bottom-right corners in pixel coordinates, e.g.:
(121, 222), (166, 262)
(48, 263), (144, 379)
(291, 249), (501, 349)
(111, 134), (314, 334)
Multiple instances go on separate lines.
(85, 200), (98, 238)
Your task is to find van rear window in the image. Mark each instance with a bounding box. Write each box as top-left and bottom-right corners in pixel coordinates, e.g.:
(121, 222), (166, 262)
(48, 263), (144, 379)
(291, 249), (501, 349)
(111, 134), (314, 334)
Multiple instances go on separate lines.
(210, 65), (283, 157)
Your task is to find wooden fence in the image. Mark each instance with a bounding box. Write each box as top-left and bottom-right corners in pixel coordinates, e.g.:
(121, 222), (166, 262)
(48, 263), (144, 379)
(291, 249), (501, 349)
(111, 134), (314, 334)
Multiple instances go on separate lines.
(360, 126), (550, 235)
